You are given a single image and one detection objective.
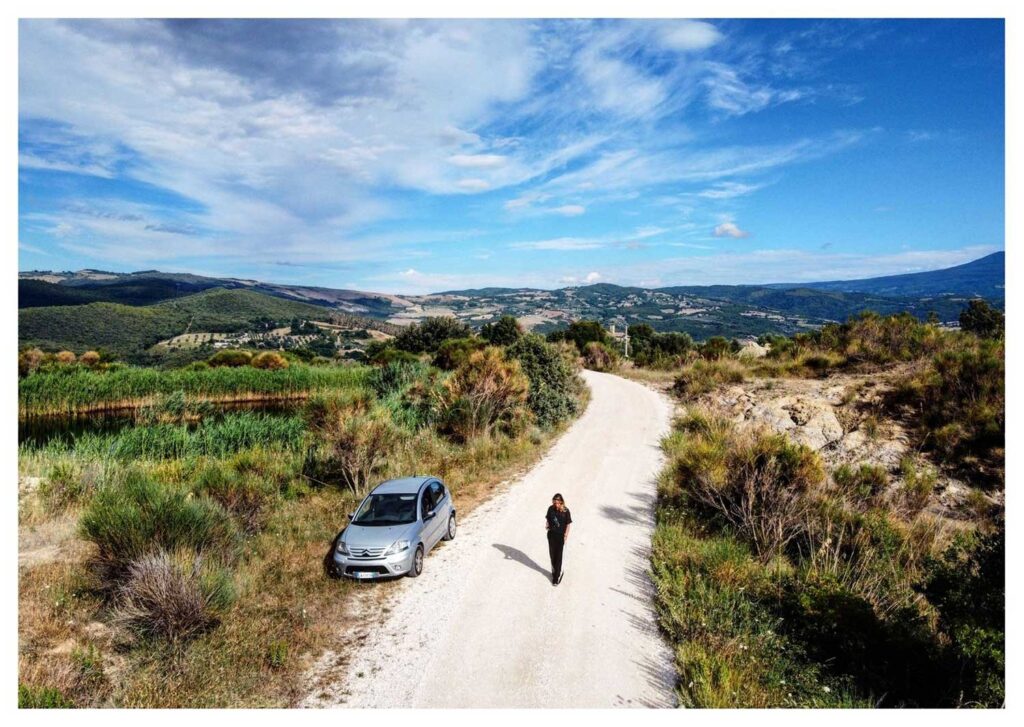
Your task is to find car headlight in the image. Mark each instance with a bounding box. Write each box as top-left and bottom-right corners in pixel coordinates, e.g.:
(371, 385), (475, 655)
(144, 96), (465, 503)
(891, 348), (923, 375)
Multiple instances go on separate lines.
(335, 539), (349, 555)
(383, 539), (410, 556)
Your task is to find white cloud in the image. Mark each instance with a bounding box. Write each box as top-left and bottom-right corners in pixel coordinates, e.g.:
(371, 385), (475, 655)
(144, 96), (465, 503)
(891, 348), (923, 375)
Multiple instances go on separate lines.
(511, 237), (604, 251)
(550, 204), (586, 217)
(713, 221), (751, 239)
(658, 21), (723, 51)
(584, 271), (602, 284)
(697, 181), (764, 199)
(447, 153), (508, 169)
(456, 178), (491, 192)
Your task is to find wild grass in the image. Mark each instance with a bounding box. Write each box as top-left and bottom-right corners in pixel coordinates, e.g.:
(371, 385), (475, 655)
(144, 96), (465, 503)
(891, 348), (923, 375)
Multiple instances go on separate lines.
(19, 363), (371, 417)
(671, 359), (747, 400)
(651, 407), (975, 707)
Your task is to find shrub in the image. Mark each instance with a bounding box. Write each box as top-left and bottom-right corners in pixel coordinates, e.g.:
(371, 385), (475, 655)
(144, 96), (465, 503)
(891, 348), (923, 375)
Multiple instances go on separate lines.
(546, 319), (609, 353)
(55, 350), (77, 365)
(266, 640), (289, 670)
(18, 347), (46, 377)
(922, 524), (1005, 706)
(250, 351), (289, 370)
(832, 463), (889, 501)
(79, 473), (238, 581)
(393, 317), (472, 353)
(368, 360), (428, 398)
(306, 408), (402, 492)
(207, 349), (253, 367)
(958, 299), (1003, 339)
(193, 462), (279, 532)
(672, 359), (746, 399)
(113, 550), (235, 643)
(664, 413), (825, 560)
(480, 315), (523, 346)
(699, 336), (733, 361)
(507, 334), (581, 428)
(39, 461), (94, 511)
(896, 457), (936, 516)
(79, 350), (102, 367)
(439, 347), (529, 441)
(432, 337), (485, 370)
(582, 341), (618, 372)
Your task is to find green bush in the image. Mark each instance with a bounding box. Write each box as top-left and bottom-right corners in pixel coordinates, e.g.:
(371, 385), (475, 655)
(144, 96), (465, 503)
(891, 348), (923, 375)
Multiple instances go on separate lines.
(432, 337), (485, 370)
(832, 463), (889, 501)
(439, 347), (529, 441)
(193, 461), (280, 532)
(79, 473), (238, 581)
(393, 317), (472, 354)
(922, 525), (1005, 707)
(581, 341), (618, 372)
(480, 315), (523, 346)
(207, 349), (253, 368)
(959, 299), (1004, 339)
(507, 334), (581, 428)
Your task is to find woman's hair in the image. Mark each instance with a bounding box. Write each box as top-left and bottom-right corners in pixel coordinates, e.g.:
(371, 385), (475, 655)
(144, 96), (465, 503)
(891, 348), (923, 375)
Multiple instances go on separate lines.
(552, 493), (565, 505)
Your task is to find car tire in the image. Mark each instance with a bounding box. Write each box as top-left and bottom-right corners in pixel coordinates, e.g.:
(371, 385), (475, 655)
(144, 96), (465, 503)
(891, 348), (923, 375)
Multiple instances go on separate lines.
(407, 544), (424, 578)
(443, 513), (457, 541)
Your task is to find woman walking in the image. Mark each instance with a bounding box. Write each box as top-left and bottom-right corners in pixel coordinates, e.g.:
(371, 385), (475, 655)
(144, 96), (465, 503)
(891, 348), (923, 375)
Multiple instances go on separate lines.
(545, 493), (572, 585)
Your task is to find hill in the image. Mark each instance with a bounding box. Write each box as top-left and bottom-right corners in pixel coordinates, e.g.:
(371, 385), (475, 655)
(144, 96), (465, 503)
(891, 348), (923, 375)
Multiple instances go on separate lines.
(18, 288), (337, 358)
(769, 251), (1004, 299)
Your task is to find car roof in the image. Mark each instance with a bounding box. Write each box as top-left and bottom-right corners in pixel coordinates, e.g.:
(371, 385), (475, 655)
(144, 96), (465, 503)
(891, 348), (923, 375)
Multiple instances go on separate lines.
(371, 476), (437, 495)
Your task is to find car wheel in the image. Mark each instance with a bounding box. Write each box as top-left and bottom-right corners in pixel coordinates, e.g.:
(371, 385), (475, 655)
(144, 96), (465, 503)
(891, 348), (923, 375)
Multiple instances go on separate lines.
(407, 545), (424, 578)
(443, 513), (457, 541)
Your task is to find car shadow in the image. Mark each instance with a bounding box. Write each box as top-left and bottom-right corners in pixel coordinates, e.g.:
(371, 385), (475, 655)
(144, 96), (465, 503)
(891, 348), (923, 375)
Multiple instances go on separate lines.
(492, 543), (550, 581)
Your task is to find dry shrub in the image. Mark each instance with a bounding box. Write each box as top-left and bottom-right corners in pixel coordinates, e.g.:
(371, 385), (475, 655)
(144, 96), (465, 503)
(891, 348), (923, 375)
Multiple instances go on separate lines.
(672, 359), (747, 399)
(307, 407), (402, 492)
(55, 350), (77, 365)
(19, 347), (46, 376)
(666, 412), (825, 560)
(582, 341), (618, 372)
(114, 550), (234, 643)
(250, 352), (289, 370)
(439, 347), (529, 441)
(79, 350), (102, 367)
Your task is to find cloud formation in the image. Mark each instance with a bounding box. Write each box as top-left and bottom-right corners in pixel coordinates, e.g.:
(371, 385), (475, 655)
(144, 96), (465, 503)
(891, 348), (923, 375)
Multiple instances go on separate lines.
(713, 221), (751, 239)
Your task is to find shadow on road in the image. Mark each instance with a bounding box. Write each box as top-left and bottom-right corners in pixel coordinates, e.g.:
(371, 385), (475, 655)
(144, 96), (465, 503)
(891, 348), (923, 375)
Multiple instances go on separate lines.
(492, 543), (551, 581)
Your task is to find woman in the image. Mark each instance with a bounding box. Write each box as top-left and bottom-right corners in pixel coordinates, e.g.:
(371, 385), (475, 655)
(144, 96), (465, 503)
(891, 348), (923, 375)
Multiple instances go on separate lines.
(545, 493), (572, 585)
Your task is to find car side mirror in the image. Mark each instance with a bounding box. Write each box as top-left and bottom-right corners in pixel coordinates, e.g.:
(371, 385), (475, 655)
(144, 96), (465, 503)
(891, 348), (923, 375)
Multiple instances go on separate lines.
(425, 509), (435, 521)
(347, 512), (354, 521)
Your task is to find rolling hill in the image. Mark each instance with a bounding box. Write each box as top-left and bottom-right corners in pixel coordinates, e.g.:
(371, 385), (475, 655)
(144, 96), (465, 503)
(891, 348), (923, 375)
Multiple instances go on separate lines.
(18, 288), (339, 358)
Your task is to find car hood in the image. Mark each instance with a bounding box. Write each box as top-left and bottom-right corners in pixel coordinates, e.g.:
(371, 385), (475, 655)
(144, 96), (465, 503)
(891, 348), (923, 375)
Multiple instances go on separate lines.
(342, 522), (418, 549)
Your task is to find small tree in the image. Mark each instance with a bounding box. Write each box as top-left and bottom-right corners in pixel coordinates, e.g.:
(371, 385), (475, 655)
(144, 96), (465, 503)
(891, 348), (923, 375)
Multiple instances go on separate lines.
(959, 299), (1004, 339)
(394, 317), (472, 353)
(480, 315), (524, 346)
(582, 341), (618, 372)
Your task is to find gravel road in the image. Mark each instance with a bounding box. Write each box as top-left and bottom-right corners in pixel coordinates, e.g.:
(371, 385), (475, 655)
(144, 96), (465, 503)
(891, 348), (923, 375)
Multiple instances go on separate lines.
(304, 370), (676, 708)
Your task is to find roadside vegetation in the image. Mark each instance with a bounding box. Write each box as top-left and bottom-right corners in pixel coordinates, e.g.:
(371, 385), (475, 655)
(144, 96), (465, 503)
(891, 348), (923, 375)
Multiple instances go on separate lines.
(646, 301), (1005, 707)
(19, 314), (584, 707)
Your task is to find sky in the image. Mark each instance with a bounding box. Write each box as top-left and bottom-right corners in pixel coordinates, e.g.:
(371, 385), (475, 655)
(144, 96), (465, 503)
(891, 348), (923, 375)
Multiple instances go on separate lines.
(18, 19), (1005, 294)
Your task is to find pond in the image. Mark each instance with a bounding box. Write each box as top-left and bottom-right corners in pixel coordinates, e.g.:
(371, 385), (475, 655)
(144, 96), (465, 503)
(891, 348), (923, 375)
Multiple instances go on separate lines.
(18, 400), (305, 448)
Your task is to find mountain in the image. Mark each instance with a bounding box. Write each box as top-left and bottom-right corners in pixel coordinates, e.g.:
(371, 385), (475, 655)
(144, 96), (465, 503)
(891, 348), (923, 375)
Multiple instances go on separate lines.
(19, 269), (411, 317)
(768, 251), (1004, 300)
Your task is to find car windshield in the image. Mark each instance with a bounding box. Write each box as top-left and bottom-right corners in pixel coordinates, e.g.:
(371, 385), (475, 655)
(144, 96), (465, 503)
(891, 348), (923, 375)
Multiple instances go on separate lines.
(351, 493), (418, 526)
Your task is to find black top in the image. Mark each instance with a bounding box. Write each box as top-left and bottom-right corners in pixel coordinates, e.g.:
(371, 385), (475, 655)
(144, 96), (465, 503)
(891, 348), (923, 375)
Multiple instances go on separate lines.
(546, 505), (573, 536)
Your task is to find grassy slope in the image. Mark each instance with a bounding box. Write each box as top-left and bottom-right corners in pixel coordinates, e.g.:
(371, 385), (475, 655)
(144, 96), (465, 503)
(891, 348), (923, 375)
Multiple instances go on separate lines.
(18, 288), (334, 357)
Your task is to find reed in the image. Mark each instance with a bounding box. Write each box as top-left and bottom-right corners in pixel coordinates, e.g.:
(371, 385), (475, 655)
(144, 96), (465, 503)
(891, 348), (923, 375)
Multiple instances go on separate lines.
(19, 364), (372, 418)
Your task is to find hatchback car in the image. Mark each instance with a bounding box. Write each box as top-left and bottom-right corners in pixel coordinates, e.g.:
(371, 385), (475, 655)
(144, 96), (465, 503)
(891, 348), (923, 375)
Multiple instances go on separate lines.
(331, 476), (456, 580)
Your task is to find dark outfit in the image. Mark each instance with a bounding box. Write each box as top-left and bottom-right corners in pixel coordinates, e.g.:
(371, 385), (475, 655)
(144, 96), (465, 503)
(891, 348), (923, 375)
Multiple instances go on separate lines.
(546, 505), (572, 583)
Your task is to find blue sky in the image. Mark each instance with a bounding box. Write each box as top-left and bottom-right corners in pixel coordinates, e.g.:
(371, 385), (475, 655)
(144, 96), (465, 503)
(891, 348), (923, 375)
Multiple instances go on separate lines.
(18, 19), (1004, 294)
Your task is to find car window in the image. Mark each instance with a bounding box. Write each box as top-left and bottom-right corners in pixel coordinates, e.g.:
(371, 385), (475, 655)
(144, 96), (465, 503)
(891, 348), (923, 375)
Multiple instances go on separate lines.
(430, 481), (445, 506)
(420, 487), (434, 516)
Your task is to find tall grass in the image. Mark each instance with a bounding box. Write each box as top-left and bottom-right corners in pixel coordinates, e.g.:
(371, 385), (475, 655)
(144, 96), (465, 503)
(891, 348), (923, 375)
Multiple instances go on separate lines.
(19, 364), (371, 417)
(24, 413), (307, 461)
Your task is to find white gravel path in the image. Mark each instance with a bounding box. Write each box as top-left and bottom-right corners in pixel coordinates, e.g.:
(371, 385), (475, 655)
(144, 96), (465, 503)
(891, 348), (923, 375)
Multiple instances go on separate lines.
(302, 370), (676, 708)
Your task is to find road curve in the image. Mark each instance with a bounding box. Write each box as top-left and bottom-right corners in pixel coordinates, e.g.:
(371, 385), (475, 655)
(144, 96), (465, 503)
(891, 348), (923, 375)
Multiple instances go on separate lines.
(305, 370), (676, 708)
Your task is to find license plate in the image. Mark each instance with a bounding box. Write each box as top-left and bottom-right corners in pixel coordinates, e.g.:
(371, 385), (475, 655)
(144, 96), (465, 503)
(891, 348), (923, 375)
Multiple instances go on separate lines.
(353, 571), (375, 579)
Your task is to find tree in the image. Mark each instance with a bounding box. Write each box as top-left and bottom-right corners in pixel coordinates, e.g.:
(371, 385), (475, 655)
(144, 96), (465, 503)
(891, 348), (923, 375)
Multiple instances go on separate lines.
(548, 319), (609, 353)
(394, 317), (473, 353)
(440, 347), (529, 440)
(507, 334), (581, 428)
(480, 315), (524, 346)
(959, 299), (1004, 339)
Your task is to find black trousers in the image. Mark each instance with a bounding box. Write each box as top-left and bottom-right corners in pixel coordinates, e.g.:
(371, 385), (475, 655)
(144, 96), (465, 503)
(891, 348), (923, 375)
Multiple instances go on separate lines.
(547, 531), (565, 580)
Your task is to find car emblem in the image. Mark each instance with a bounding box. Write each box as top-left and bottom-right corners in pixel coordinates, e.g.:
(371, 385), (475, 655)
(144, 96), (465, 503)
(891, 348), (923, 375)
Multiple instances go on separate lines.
(360, 550), (370, 557)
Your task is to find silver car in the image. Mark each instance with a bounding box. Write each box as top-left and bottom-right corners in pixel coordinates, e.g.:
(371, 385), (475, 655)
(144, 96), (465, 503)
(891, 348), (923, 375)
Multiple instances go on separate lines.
(331, 476), (456, 580)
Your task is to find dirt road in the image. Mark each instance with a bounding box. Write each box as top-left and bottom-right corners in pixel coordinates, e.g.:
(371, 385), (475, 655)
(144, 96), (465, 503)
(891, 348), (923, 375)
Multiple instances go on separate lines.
(303, 370), (676, 708)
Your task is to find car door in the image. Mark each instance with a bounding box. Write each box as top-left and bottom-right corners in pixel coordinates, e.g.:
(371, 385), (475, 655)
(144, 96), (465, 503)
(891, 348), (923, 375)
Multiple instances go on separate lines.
(429, 480), (449, 545)
(419, 484), (440, 551)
